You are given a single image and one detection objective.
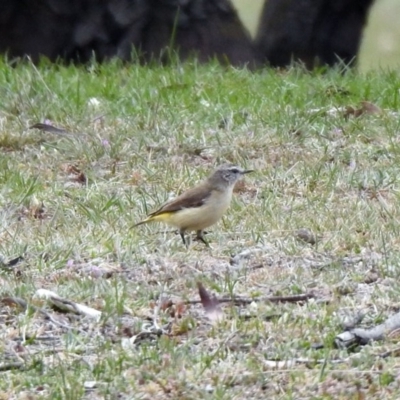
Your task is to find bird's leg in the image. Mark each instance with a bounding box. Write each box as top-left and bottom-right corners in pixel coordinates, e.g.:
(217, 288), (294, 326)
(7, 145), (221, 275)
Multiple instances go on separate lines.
(179, 229), (188, 247)
(196, 230), (210, 247)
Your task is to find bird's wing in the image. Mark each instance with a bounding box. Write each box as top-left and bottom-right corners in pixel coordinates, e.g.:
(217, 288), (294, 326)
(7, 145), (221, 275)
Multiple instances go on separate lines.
(149, 184), (211, 216)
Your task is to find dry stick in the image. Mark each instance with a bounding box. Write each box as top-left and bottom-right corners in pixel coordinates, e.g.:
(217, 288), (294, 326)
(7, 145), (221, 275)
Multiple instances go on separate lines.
(379, 347), (400, 358)
(185, 293), (314, 305)
(29, 123), (69, 135)
(265, 348), (400, 370)
(352, 311), (400, 341)
(336, 310), (400, 348)
(35, 289), (102, 321)
(263, 357), (349, 369)
(2, 297), (87, 334)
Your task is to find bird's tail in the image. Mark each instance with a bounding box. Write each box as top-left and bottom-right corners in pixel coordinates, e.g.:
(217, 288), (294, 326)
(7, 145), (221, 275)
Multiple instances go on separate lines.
(132, 217), (152, 227)
(132, 212), (171, 228)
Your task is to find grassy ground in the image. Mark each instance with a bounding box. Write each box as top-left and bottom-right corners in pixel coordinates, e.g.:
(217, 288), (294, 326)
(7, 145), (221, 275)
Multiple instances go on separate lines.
(1, 60), (400, 399)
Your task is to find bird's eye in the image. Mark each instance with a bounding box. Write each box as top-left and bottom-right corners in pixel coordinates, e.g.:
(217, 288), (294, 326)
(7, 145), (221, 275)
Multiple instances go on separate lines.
(230, 168), (239, 174)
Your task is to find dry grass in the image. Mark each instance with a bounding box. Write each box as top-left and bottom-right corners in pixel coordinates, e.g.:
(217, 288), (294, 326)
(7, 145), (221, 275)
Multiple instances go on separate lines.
(1, 59), (400, 399)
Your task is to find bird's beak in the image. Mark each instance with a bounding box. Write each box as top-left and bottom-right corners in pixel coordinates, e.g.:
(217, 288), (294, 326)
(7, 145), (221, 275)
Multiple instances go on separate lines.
(243, 169), (254, 174)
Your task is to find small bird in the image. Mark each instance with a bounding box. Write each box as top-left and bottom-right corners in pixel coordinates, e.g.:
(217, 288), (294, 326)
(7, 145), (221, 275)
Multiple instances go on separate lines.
(134, 164), (253, 246)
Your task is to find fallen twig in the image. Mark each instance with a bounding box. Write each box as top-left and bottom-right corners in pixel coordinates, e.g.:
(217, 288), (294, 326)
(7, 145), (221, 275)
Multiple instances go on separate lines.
(186, 293), (314, 305)
(2, 296), (86, 333)
(35, 289), (102, 321)
(335, 310), (400, 348)
(263, 357), (348, 369)
(29, 122), (70, 136)
(379, 347), (400, 358)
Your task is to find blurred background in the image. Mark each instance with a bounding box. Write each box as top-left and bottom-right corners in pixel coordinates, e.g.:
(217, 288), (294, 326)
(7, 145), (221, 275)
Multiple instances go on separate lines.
(233, 0), (400, 71)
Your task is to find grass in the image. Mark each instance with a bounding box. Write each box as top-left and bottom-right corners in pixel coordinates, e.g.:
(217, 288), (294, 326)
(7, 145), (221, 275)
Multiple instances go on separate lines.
(1, 58), (400, 398)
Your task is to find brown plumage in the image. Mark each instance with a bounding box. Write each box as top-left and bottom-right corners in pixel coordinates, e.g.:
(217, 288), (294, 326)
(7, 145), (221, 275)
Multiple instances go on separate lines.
(134, 164), (253, 246)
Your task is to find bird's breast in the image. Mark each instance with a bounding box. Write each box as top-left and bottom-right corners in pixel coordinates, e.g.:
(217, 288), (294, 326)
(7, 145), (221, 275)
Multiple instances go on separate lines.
(166, 188), (233, 231)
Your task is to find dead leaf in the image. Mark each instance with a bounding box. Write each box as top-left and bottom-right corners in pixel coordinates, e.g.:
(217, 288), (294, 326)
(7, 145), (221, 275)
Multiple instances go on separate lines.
(295, 228), (318, 245)
(343, 101), (381, 119)
(364, 269), (379, 284)
(173, 302), (186, 318)
(61, 164), (87, 184)
(197, 282), (223, 323)
(360, 101), (382, 115)
(74, 172), (87, 184)
(20, 197), (46, 220)
(159, 298), (173, 312)
(1, 297), (26, 308)
(343, 106), (363, 118)
(14, 342), (26, 353)
(129, 171), (143, 186)
(234, 180), (256, 195)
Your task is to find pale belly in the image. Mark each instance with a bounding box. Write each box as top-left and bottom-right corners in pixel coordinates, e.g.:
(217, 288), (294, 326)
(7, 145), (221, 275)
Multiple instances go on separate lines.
(165, 190), (233, 231)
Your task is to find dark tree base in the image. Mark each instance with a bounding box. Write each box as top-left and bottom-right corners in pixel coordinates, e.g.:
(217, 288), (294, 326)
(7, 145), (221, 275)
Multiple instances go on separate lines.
(255, 0), (376, 68)
(0, 0), (256, 67)
(140, 0), (257, 67)
(0, 0), (375, 69)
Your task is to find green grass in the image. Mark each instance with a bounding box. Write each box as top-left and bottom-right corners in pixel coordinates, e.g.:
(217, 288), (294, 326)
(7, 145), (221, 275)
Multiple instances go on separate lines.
(1, 59), (400, 398)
